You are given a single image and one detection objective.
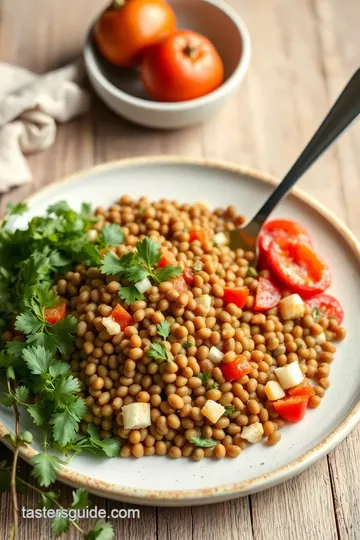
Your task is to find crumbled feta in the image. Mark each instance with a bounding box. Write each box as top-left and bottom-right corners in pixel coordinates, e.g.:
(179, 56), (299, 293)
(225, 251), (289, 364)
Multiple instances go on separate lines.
(87, 229), (98, 243)
(201, 400), (225, 424)
(102, 316), (121, 336)
(208, 346), (224, 363)
(135, 277), (152, 294)
(196, 294), (212, 315)
(279, 294), (305, 320)
(275, 362), (304, 390)
(122, 403), (151, 430)
(241, 422), (264, 443)
(213, 232), (229, 246)
(265, 380), (286, 401)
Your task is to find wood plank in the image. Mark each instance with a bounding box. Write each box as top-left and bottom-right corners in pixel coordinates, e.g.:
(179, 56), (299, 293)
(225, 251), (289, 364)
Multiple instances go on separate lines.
(157, 507), (193, 540)
(192, 499), (253, 540)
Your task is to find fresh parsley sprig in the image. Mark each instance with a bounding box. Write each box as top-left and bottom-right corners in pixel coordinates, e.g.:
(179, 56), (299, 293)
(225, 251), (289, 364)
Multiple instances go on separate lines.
(101, 237), (182, 303)
(148, 321), (173, 363)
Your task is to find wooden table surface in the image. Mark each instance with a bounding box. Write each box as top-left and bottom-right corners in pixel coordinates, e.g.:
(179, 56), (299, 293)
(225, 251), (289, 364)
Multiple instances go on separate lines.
(0, 0), (359, 538)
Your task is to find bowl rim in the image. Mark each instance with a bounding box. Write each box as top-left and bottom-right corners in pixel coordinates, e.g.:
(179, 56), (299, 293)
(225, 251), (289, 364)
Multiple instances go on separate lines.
(84, 0), (251, 111)
(1, 156), (359, 505)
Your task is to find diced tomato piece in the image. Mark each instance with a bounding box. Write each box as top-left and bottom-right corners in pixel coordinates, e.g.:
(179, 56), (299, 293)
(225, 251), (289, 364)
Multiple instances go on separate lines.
(111, 303), (133, 331)
(307, 294), (344, 324)
(268, 238), (331, 298)
(221, 358), (252, 382)
(273, 395), (309, 422)
(44, 303), (66, 325)
(183, 268), (195, 285)
(158, 249), (177, 268)
(254, 277), (281, 311)
(288, 381), (315, 398)
(258, 219), (311, 260)
(172, 276), (188, 293)
(223, 287), (249, 309)
(189, 229), (207, 246)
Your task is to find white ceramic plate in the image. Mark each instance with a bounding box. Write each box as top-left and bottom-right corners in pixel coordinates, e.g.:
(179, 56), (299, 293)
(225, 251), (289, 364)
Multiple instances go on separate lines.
(1, 157), (359, 506)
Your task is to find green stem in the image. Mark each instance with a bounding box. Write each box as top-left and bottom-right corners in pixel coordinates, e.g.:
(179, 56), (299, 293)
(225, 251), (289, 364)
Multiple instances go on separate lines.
(9, 401), (20, 540)
(16, 479), (85, 535)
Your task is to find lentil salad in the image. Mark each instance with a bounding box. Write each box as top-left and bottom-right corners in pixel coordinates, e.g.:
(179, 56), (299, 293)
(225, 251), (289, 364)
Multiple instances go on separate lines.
(0, 196), (346, 462)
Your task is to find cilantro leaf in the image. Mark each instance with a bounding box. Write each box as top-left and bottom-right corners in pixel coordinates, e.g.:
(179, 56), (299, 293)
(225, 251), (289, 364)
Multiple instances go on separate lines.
(38, 489), (61, 510)
(47, 201), (71, 215)
(156, 320), (170, 340)
(136, 238), (161, 269)
(208, 382), (219, 390)
(85, 520), (114, 540)
(0, 394), (13, 407)
(189, 436), (218, 448)
(68, 398), (87, 420)
(123, 264), (150, 282)
(53, 376), (81, 407)
(100, 225), (124, 246)
(27, 404), (47, 426)
(49, 315), (77, 354)
(223, 405), (236, 416)
(118, 286), (144, 304)
(14, 386), (29, 403)
(31, 453), (61, 487)
(18, 431), (33, 445)
(72, 487), (90, 509)
(51, 399), (86, 446)
(15, 312), (42, 335)
(6, 201), (28, 218)
(23, 345), (52, 375)
(51, 516), (70, 537)
(100, 438), (121, 458)
(312, 307), (323, 321)
(49, 361), (70, 378)
(154, 265), (182, 283)
(198, 372), (211, 385)
(182, 341), (192, 349)
(148, 342), (172, 363)
(100, 252), (124, 275)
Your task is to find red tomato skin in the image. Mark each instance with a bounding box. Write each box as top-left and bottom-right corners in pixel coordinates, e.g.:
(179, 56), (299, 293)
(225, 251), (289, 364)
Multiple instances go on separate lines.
(172, 276), (188, 293)
(94, 0), (176, 67)
(273, 395), (309, 422)
(111, 304), (133, 331)
(307, 294), (344, 324)
(288, 381), (315, 398)
(183, 268), (195, 285)
(254, 277), (281, 311)
(222, 287), (249, 309)
(44, 303), (66, 325)
(258, 219), (311, 256)
(189, 229), (207, 246)
(268, 239), (331, 298)
(158, 249), (177, 268)
(141, 30), (224, 102)
(221, 359), (252, 382)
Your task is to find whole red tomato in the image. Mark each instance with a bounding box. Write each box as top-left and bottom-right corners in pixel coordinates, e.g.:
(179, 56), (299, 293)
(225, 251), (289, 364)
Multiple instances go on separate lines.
(94, 0), (176, 67)
(141, 30), (224, 102)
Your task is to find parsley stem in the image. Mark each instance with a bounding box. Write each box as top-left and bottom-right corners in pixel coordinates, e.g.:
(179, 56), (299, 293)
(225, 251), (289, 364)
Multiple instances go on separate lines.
(10, 399), (21, 540)
(16, 478), (86, 535)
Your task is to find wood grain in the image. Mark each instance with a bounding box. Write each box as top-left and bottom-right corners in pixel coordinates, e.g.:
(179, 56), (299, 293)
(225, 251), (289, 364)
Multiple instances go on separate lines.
(0, 0), (359, 539)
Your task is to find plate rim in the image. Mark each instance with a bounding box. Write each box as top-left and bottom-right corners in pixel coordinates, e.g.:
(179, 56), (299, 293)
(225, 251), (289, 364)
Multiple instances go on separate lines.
(1, 155), (359, 505)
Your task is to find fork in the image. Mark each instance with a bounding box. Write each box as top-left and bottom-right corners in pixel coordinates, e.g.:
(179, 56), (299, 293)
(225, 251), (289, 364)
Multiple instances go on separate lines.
(228, 68), (360, 255)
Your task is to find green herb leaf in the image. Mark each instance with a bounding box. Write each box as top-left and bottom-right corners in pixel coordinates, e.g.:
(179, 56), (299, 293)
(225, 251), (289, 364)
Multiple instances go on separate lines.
(208, 382), (219, 390)
(49, 315), (78, 355)
(14, 312), (43, 335)
(53, 376), (81, 407)
(247, 267), (258, 278)
(223, 405), (236, 416)
(18, 431), (33, 445)
(31, 453), (61, 487)
(6, 201), (28, 218)
(312, 307), (323, 321)
(148, 342), (172, 363)
(38, 489), (61, 509)
(47, 201), (71, 215)
(182, 341), (192, 349)
(118, 286), (144, 304)
(136, 237), (161, 269)
(51, 399), (86, 445)
(189, 436), (218, 448)
(193, 262), (203, 272)
(85, 520), (114, 540)
(123, 264), (150, 283)
(100, 225), (124, 247)
(23, 345), (52, 375)
(72, 487), (90, 509)
(100, 438), (121, 458)
(51, 516), (71, 537)
(154, 265), (182, 283)
(100, 252), (124, 276)
(0, 394), (13, 407)
(14, 386), (29, 403)
(156, 320), (170, 340)
(198, 372), (211, 385)
(27, 404), (47, 426)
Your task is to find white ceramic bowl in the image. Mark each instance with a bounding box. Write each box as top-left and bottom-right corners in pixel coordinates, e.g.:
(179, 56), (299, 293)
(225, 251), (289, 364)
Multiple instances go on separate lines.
(1, 157), (359, 506)
(84, 0), (251, 129)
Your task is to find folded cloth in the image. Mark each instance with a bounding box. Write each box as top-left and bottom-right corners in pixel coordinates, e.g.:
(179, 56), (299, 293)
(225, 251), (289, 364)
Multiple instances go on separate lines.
(0, 60), (90, 193)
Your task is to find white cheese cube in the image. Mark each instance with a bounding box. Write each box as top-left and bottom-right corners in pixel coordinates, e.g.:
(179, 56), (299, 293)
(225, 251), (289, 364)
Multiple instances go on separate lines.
(122, 403), (151, 430)
(102, 316), (121, 336)
(87, 229), (98, 242)
(315, 332), (326, 345)
(279, 294), (305, 320)
(265, 380), (286, 401)
(208, 346), (224, 363)
(196, 294), (212, 315)
(241, 422), (264, 444)
(275, 362), (304, 390)
(135, 277), (152, 294)
(201, 400), (225, 424)
(213, 232), (229, 246)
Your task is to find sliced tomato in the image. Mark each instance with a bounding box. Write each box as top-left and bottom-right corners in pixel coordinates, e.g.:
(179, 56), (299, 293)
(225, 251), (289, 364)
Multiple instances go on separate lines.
(189, 229), (207, 246)
(288, 380), (315, 398)
(273, 395), (309, 422)
(223, 287), (249, 309)
(183, 268), (195, 285)
(158, 249), (177, 268)
(172, 275), (188, 293)
(268, 238), (331, 298)
(307, 294), (344, 324)
(111, 304), (133, 331)
(221, 358), (252, 382)
(254, 277), (281, 311)
(44, 303), (66, 325)
(258, 219), (311, 257)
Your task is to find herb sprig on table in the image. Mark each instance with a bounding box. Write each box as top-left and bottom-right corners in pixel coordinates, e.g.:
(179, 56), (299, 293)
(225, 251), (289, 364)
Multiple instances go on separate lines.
(0, 202), (124, 539)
